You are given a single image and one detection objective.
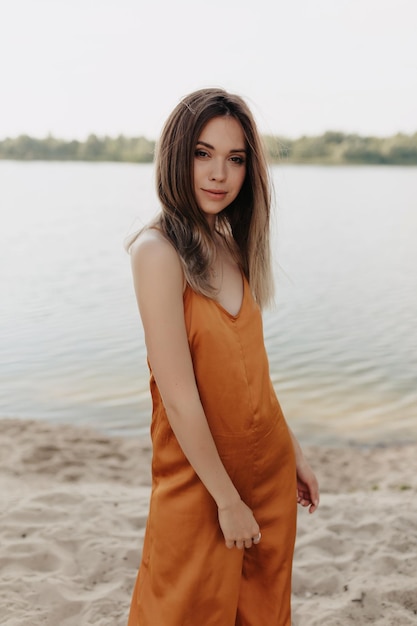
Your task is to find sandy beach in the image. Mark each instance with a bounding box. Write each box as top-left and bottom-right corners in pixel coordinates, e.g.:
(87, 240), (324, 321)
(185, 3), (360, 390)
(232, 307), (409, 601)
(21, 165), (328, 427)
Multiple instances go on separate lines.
(1, 417), (416, 625)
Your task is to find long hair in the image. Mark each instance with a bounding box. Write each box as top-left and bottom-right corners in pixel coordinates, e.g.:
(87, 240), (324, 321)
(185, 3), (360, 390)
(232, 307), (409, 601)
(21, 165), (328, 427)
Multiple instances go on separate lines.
(129, 88), (274, 309)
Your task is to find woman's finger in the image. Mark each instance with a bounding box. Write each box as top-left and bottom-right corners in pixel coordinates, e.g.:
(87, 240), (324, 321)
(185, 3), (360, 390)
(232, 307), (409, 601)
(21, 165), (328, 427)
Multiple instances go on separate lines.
(252, 532), (262, 545)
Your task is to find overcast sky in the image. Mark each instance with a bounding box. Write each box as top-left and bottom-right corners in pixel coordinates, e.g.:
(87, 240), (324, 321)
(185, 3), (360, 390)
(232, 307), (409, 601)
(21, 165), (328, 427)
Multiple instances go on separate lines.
(2, 0), (416, 140)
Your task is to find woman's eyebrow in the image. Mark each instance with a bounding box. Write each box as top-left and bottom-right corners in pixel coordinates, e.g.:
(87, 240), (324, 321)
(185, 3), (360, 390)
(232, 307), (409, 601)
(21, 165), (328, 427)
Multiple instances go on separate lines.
(196, 140), (247, 153)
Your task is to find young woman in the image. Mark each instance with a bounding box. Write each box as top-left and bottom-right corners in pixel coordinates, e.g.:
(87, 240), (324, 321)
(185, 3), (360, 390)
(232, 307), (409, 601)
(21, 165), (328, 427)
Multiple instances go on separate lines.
(127, 88), (319, 626)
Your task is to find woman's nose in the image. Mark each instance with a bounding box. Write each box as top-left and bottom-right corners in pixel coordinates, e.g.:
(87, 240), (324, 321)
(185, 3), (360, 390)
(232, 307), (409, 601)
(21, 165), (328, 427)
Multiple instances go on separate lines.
(209, 159), (226, 181)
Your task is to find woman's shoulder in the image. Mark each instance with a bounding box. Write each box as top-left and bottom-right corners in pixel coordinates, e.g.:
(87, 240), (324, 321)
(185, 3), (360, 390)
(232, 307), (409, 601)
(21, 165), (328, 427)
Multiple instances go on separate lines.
(130, 227), (185, 290)
(130, 227), (180, 267)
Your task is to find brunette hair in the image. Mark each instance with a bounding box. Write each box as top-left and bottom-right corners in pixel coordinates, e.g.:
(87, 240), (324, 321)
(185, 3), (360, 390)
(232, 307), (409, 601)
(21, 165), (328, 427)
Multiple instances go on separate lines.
(130, 88), (274, 308)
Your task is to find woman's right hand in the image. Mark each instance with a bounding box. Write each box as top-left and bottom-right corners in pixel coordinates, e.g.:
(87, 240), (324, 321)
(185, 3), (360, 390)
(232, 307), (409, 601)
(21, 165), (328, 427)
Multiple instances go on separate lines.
(218, 499), (260, 549)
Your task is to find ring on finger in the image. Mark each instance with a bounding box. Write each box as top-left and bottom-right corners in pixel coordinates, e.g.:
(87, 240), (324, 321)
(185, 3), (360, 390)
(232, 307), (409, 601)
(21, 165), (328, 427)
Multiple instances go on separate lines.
(252, 532), (262, 543)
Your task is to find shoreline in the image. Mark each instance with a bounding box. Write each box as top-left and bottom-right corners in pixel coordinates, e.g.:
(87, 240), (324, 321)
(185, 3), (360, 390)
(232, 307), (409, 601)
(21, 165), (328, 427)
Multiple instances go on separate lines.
(1, 417), (417, 625)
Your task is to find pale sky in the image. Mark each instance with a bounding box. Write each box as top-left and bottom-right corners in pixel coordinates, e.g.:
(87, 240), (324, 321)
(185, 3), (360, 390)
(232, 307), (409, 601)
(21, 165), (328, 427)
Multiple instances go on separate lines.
(1, 0), (416, 140)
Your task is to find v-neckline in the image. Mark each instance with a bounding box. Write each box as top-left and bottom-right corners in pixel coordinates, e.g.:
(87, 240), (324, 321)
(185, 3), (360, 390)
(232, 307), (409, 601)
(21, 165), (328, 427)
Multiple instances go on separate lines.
(212, 273), (246, 320)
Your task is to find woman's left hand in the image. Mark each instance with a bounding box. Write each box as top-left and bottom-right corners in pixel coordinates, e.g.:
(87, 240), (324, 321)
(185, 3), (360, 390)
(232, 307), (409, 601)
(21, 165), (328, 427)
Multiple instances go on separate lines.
(296, 459), (319, 514)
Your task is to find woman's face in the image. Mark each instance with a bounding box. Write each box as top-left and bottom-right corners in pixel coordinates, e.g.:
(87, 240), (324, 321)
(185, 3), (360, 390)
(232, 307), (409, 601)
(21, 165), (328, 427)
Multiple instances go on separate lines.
(193, 116), (247, 227)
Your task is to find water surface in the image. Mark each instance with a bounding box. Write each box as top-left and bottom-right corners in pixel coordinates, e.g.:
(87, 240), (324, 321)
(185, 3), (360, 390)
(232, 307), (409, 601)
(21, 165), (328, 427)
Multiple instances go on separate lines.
(1, 161), (416, 445)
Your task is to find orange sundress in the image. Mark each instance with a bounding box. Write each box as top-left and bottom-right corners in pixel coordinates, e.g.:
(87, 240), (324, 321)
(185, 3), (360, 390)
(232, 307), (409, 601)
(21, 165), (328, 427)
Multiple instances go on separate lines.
(128, 276), (297, 626)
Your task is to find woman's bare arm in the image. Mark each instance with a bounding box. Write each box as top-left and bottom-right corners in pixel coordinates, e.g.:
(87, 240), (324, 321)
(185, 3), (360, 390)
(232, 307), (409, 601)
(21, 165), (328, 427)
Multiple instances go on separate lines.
(130, 230), (259, 548)
(289, 428), (320, 514)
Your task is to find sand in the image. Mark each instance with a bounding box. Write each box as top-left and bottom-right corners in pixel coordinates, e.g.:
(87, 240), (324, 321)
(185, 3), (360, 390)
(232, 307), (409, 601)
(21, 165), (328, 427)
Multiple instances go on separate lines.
(1, 418), (416, 625)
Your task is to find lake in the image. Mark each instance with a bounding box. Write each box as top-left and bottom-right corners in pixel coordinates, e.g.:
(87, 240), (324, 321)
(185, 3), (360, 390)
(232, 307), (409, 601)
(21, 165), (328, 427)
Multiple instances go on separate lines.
(1, 161), (416, 445)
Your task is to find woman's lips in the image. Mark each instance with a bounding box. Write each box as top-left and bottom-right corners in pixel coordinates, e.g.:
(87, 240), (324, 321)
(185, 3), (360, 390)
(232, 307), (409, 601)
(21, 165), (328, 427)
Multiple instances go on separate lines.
(201, 189), (227, 199)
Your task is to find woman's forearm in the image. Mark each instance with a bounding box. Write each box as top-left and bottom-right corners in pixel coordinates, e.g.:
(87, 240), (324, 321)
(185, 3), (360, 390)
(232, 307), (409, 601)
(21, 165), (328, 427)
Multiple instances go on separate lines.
(288, 427), (305, 466)
(165, 399), (241, 509)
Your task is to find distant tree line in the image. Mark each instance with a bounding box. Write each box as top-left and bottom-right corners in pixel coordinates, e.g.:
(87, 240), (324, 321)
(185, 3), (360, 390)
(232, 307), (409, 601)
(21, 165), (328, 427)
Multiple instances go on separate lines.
(0, 134), (155, 163)
(1, 131), (417, 165)
(264, 131), (417, 165)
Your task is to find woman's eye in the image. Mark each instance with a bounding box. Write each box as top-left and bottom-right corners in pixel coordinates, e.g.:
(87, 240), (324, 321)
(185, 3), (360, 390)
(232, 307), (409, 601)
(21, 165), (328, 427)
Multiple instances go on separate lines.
(195, 149), (209, 158)
(230, 156), (245, 165)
